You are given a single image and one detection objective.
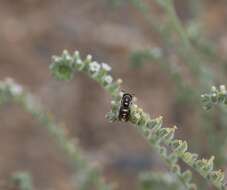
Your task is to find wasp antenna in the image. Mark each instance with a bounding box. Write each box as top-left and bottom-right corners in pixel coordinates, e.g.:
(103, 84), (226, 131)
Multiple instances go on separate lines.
(121, 89), (126, 93)
(132, 96), (137, 102)
(119, 90), (125, 97)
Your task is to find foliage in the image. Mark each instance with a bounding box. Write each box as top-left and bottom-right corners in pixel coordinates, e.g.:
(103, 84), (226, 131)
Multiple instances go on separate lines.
(202, 85), (227, 110)
(50, 50), (226, 190)
(139, 172), (184, 190)
(114, 0), (227, 172)
(2, 1), (227, 190)
(0, 78), (112, 190)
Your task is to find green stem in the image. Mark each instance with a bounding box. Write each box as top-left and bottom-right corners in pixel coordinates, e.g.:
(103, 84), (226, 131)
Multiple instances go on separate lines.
(0, 78), (112, 190)
(49, 50), (227, 189)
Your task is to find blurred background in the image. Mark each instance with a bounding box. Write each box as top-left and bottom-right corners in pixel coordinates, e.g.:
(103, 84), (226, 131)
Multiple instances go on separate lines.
(0, 0), (227, 189)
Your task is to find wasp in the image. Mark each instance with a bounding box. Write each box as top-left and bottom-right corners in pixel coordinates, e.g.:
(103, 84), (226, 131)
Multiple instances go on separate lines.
(118, 92), (133, 122)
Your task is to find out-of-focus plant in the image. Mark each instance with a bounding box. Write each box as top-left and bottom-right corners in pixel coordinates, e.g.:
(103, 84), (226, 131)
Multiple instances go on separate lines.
(139, 172), (184, 190)
(201, 85), (227, 167)
(201, 85), (227, 110)
(108, 0), (123, 7)
(0, 78), (112, 190)
(127, 0), (212, 108)
(129, 0), (217, 86)
(110, 0), (227, 170)
(50, 50), (227, 190)
(130, 48), (163, 68)
(129, 0), (226, 75)
(10, 172), (33, 190)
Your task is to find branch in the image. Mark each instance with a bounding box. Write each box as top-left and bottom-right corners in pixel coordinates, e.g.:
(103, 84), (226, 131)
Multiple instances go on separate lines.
(49, 50), (227, 190)
(139, 171), (184, 190)
(0, 78), (112, 190)
(128, 0), (227, 169)
(129, 0), (216, 85)
(201, 85), (227, 110)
